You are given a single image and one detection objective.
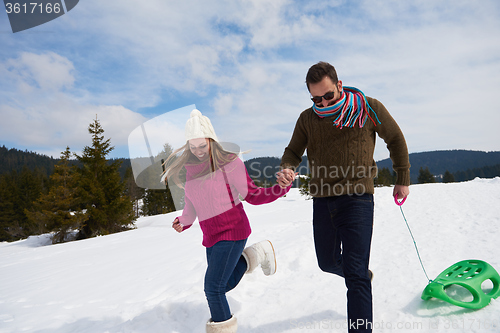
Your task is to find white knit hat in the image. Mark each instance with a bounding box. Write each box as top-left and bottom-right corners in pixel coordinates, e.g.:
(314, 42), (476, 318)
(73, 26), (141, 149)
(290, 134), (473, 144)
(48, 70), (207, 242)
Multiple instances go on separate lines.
(184, 109), (218, 142)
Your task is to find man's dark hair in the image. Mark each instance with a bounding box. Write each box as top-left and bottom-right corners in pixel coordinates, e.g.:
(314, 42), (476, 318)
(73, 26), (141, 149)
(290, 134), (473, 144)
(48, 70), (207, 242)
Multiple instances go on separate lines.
(305, 61), (338, 91)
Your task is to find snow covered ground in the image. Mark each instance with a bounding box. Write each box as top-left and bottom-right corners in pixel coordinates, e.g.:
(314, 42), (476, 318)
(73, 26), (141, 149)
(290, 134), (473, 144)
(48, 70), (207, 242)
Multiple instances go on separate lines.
(1, 178), (499, 332)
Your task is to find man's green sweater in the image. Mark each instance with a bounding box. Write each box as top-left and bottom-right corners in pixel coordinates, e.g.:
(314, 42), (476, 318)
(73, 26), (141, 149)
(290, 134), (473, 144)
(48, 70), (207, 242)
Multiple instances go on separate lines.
(280, 97), (411, 197)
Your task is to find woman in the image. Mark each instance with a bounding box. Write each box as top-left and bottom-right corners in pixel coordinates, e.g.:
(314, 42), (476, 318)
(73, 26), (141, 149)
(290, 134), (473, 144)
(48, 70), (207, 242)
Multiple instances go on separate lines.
(162, 109), (294, 333)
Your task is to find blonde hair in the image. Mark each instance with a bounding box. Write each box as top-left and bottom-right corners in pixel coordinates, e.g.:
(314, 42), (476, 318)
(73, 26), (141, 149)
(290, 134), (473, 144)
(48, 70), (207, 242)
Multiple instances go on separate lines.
(162, 139), (238, 189)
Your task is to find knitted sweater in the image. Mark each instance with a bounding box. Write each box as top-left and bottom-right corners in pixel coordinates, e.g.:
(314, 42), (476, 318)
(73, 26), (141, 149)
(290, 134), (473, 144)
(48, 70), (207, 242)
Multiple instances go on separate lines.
(280, 96), (410, 197)
(178, 157), (290, 247)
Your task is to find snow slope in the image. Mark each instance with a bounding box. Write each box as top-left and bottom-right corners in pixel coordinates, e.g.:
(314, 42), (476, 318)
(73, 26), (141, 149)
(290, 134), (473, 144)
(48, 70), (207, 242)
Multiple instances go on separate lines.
(1, 178), (499, 332)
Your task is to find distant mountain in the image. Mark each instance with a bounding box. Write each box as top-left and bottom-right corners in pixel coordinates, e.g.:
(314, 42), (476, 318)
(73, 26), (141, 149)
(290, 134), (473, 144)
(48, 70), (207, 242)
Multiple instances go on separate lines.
(244, 150), (500, 184)
(0, 145), (131, 179)
(376, 150), (500, 183)
(244, 156), (308, 185)
(2, 145), (499, 184)
(0, 145), (56, 176)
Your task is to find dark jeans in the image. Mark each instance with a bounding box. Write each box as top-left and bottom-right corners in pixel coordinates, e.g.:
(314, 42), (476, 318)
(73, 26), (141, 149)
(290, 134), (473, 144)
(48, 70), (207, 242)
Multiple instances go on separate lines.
(313, 194), (374, 333)
(204, 239), (248, 322)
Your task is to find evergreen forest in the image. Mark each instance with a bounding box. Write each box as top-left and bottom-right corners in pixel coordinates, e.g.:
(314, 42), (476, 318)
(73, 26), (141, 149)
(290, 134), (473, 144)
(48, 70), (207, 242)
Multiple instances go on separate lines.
(0, 118), (176, 243)
(2, 136), (499, 242)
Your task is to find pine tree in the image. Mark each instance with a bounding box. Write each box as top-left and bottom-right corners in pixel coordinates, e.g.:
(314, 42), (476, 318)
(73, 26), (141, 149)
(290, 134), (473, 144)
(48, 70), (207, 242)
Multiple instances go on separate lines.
(75, 116), (136, 239)
(141, 143), (176, 216)
(142, 189), (173, 215)
(299, 173), (312, 199)
(124, 166), (145, 217)
(0, 174), (17, 241)
(443, 170), (455, 183)
(25, 147), (87, 243)
(0, 166), (49, 241)
(374, 167), (395, 187)
(417, 167), (436, 184)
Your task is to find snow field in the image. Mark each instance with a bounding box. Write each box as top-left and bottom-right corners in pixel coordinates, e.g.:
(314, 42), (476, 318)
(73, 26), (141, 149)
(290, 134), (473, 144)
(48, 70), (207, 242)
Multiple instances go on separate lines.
(0, 178), (499, 332)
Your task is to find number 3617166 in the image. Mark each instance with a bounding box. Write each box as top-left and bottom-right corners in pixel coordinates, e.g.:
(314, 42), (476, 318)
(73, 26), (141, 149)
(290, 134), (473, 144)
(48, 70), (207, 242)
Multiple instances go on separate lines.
(5, 2), (62, 14)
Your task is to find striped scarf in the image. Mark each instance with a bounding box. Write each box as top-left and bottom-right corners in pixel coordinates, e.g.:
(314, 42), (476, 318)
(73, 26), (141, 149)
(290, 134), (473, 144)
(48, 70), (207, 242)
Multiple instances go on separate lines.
(312, 86), (381, 128)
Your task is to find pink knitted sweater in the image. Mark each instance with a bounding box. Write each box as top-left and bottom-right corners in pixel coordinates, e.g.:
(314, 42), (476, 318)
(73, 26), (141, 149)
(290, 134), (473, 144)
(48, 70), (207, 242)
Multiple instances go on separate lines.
(177, 157), (290, 247)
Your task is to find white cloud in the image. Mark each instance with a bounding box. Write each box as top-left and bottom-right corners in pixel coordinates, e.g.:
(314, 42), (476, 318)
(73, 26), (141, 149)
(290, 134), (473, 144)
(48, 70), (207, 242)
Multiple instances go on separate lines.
(0, 52), (147, 157)
(212, 93), (233, 116)
(1, 0), (499, 160)
(4, 51), (75, 91)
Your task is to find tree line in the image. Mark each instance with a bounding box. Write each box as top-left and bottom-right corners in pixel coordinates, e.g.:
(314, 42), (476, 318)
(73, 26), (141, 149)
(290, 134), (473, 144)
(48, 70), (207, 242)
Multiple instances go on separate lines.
(298, 165), (500, 198)
(0, 118), (176, 243)
(2, 136), (499, 240)
(376, 150), (500, 183)
(370, 165), (500, 186)
(0, 145), (56, 176)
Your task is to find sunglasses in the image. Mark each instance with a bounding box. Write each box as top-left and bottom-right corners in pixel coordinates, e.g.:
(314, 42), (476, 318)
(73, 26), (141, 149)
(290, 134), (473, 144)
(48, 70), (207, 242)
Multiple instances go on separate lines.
(311, 91), (335, 104)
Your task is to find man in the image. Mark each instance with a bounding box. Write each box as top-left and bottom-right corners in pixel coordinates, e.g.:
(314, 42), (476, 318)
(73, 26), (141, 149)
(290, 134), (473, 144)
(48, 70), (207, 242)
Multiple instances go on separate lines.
(277, 61), (410, 332)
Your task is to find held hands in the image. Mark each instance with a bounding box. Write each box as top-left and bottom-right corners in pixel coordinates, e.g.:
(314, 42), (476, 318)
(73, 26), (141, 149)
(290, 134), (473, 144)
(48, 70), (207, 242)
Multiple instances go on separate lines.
(279, 169), (410, 202)
(278, 169), (409, 201)
(172, 218), (183, 233)
(276, 168), (298, 189)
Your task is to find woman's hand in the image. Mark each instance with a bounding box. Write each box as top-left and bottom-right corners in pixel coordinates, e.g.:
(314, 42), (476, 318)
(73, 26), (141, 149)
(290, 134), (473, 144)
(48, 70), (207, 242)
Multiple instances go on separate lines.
(276, 169), (297, 188)
(172, 218), (183, 233)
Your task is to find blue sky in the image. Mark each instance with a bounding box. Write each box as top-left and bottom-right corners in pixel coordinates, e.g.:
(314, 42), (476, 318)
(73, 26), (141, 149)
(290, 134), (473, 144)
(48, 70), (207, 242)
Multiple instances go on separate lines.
(1, 0), (499, 162)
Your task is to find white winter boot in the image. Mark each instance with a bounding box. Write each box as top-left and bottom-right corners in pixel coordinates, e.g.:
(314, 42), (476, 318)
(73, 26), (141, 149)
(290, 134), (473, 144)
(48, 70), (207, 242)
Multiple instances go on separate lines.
(206, 315), (237, 333)
(242, 240), (276, 275)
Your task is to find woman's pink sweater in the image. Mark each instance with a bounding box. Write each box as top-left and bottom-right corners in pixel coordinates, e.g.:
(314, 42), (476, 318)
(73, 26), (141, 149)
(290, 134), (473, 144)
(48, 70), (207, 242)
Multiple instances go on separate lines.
(177, 157), (290, 247)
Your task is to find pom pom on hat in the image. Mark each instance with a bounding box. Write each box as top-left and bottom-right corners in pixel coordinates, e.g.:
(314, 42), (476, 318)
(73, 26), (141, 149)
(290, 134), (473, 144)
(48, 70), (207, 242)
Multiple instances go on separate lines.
(185, 109), (218, 142)
(190, 109), (203, 118)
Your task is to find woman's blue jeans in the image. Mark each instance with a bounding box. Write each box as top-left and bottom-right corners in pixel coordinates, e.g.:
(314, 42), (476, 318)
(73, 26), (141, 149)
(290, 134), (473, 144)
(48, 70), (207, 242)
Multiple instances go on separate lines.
(313, 194), (374, 333)
(204, 239), (248, 322)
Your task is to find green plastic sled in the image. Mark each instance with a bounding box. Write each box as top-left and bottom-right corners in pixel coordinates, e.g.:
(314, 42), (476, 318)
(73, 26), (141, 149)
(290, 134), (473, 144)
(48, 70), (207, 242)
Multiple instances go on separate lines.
(421, 259), (500, 309)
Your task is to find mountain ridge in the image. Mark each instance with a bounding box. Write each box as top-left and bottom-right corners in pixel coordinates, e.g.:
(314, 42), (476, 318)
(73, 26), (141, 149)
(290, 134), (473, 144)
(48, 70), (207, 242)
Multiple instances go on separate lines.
(2, 145), (500, 183)
(243, 149), (500, 184)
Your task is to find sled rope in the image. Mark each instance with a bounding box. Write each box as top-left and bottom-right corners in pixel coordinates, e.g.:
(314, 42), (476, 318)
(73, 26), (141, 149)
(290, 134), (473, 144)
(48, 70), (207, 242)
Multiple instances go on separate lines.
(396, 200), (433, 284)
